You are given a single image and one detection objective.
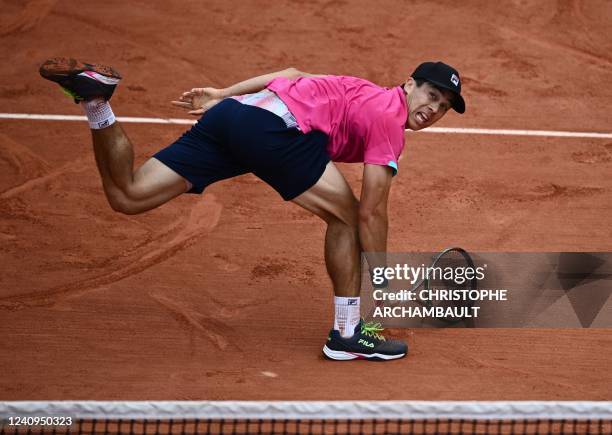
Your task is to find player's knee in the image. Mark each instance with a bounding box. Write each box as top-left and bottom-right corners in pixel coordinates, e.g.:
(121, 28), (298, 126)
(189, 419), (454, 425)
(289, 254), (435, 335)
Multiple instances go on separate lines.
(328, 205), (359, 235)
(334, 198), (359, 228)
(108, 194), (142, 215)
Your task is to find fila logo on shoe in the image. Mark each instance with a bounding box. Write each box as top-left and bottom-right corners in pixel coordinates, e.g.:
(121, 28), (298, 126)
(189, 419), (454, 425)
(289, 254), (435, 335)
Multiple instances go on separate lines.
(358, 339), (374, 348)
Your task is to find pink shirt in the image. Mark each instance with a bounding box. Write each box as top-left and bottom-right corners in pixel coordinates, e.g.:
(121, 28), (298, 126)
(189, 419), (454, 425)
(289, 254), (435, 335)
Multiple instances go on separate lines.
(267, 76), (408, 173)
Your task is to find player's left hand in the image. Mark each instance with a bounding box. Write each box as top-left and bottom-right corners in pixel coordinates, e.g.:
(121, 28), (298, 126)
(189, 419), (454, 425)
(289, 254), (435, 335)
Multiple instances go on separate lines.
(171, 87), (225, 115)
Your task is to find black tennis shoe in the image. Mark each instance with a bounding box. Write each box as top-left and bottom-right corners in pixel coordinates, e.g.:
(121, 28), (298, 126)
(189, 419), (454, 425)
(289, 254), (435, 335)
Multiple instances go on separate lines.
(323, 320), (407, 361)
(39, 57), (121, 103)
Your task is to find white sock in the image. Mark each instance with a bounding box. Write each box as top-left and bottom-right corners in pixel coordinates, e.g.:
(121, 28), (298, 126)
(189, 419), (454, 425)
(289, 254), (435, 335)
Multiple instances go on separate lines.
(334, 296), (360, 338)
(81, 98), (116, 130)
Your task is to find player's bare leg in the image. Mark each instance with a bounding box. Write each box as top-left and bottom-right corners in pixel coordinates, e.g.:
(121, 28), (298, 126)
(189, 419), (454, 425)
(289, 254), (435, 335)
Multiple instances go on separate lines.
(292, 162), (361, 297)
(39, 57), (189, 215)
(293, 162), (362, 337)
(294, 162), (407, 360)
(91, 123), (189, 214)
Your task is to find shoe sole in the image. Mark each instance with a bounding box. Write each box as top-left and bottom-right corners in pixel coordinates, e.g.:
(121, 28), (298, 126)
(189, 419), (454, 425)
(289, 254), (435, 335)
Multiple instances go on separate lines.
(322, 345), (406, 361)
(39, 57), (122, 84)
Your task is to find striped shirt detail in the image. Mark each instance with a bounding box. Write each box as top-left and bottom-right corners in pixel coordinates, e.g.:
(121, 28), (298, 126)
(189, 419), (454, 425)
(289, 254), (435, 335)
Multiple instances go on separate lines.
(231, 89), (299, 130)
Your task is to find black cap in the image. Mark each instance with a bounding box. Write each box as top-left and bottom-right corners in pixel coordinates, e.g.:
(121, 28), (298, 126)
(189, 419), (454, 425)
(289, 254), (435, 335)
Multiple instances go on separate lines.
(411, 61), (465, 114)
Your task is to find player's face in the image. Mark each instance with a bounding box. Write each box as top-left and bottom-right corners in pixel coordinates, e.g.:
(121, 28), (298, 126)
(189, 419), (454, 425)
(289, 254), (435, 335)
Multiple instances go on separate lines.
(405, 80), (452, 131)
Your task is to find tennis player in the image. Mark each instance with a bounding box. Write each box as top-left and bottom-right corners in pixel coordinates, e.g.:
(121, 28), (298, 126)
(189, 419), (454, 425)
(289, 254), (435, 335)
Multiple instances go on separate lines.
(39, 57), (465, 361)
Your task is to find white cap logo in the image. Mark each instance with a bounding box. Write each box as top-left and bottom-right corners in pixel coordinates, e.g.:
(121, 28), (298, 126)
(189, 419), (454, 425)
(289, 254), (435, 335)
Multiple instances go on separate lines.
(450, 73), (459, 87)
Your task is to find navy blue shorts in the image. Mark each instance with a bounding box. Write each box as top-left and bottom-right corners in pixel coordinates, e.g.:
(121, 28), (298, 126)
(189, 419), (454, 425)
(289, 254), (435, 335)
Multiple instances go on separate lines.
(153, 98), (330, 201)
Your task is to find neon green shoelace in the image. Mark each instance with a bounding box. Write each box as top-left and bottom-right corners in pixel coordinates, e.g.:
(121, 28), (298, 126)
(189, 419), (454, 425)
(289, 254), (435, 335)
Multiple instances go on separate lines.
(61, 87), (83, 101)
(360, 321), (386, 341)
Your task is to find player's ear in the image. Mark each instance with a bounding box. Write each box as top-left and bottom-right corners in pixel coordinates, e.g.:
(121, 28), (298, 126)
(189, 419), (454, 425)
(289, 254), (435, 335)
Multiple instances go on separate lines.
(403, 77), (416, 95)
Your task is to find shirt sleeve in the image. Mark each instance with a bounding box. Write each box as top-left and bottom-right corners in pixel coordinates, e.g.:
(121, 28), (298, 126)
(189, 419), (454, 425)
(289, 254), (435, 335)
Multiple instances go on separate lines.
(363, 116), (405, 175)
(266, 76), (289, 89)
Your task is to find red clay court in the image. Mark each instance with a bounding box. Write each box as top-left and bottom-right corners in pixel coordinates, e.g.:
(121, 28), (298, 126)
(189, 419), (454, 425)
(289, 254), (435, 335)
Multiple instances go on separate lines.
(1, 0), (611, 431)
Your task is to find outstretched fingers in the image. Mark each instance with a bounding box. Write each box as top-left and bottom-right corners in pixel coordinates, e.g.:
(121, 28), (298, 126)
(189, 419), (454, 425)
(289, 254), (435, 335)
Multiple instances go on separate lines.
(171, 91), (197, 110)
(171, 100), (193, 108)
(171, 88), (213, 115)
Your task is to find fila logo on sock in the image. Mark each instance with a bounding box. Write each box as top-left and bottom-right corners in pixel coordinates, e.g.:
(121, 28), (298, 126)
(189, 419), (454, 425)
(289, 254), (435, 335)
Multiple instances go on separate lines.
(450, 73), (459, 87)
(98, 120), (109, 128)
(347, 299), (358, 305)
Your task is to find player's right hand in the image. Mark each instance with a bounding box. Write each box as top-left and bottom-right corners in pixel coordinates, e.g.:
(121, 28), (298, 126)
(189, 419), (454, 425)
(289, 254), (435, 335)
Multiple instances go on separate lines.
(171, 87), (225, 115)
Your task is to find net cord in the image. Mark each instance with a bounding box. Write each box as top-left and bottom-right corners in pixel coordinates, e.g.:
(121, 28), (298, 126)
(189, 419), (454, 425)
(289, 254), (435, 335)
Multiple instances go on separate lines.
(1, 401), (611, 421)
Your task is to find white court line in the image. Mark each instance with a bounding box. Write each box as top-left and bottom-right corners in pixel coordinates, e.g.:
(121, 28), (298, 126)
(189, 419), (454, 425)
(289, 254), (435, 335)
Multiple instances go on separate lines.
(421, 127), (612, 139)
(0, 113), (194, 125)
(2, 113), (612, 138)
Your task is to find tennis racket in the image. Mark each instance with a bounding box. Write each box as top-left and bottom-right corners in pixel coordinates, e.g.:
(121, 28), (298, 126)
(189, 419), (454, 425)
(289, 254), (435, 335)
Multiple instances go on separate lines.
(367, 247), (478, 326)
(414, 247), (478, 325)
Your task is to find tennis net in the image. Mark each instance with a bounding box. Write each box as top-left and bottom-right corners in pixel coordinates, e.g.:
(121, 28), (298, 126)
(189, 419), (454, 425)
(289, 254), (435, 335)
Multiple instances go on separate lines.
(1, 401), (611, 434)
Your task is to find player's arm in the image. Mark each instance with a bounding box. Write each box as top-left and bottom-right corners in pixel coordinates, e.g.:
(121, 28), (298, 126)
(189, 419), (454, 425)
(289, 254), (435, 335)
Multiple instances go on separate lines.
(220, 67), (322, 97)
(172, 68), (322, 115)
(359, 163), (393, 273)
